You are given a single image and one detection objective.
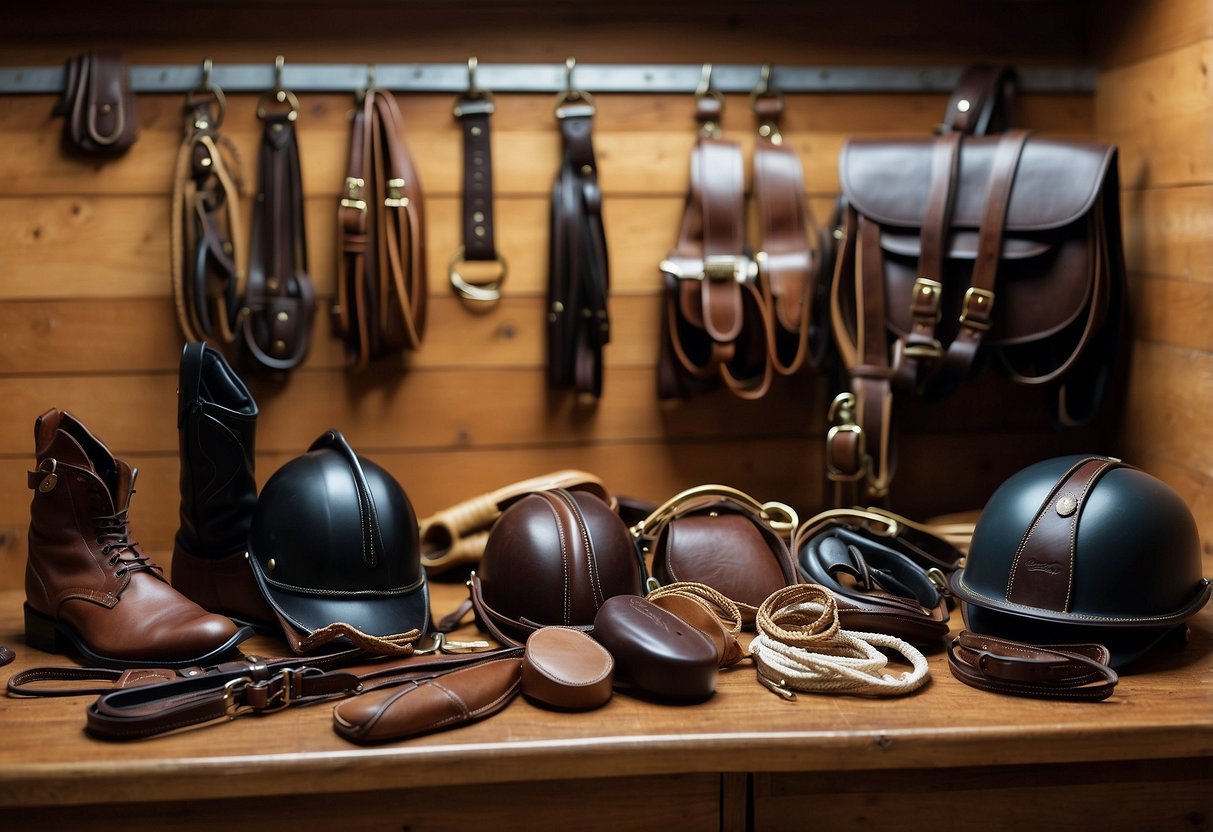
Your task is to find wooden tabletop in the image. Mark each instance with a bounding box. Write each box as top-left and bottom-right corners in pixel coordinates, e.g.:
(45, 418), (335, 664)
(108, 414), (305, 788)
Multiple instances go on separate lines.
(1, 576), (1211, 808)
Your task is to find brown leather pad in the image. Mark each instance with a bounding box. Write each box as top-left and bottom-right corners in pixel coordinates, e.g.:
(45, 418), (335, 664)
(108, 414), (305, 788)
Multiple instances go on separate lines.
(521, 626), (614, 711)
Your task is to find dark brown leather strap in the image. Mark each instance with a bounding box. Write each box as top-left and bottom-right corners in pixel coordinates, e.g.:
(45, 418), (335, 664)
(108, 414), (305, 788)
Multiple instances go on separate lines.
(943, 65), (1018, 136)
(947, 630), (1117, 701)
(241, 87), (315, 373)
(548, 99), (610, 396)
(333, 88), (428, 370)
(0, 646), (14, 667)
(449, 87), (507, 305)
(170, 85), (245, 346)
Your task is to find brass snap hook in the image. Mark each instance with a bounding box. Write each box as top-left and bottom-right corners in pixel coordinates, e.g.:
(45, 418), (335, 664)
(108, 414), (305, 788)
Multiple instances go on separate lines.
(695, 63), (724, 138)
(750, 64), (786, 144)
(554, 56), (596, 117)
(257, 55), (300, 121)
(188, 57), (226, 130)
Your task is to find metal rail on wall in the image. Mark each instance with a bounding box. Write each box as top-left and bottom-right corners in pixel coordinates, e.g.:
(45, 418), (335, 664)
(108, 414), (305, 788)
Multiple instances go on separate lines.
(0, 61), (1095, 95)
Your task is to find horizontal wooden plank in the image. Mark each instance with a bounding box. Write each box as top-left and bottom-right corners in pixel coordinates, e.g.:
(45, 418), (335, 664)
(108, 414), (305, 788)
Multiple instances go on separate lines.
(0, 366), (825, 458)
(1120, 184), (1213, 280)
(0, 194), (842, 300)
(1095, 39), (1213, 188)
(0, 92), (1092, 198)
(0, 295), (668, 372)
(1133, 272), (1213, 353)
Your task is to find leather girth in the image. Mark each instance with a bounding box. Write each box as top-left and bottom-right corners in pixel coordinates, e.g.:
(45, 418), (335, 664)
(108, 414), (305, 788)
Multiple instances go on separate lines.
(333, 88), (428, 371)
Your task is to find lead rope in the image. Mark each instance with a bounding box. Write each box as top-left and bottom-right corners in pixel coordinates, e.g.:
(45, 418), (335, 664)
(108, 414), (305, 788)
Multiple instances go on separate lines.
(749, 584), (930, 698)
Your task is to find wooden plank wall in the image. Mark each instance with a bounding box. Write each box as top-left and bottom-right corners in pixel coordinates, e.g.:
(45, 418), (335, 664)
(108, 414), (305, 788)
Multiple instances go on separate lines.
(0, 1), (1109, 591)
(1094, 0), (1213, 557)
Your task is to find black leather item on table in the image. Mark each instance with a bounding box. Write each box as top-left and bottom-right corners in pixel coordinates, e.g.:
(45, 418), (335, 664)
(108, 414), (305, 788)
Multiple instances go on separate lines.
(247, 429), (431, 654)
(593, 595), (718, 701)
(170, 342), (274, 629)
(796, 521), (951, 646)
(547, 97), (610, 397)
(0, 646), (15, 667)
(952, 455), (1212, 670)
(241, 89), (315, 373)
(53, 51), (139, 156)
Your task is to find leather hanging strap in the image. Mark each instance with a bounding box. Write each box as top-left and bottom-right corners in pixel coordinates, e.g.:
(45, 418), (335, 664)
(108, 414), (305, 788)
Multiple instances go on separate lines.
(547, 98), (610, 396)
(947, 630), (1117, 701)
(170, 87), (245, 346)
(943, 64), (1018, 136)
(450, 76), (507, 305)
(241, 90), (315, 373)
(333, 88), (427, 370)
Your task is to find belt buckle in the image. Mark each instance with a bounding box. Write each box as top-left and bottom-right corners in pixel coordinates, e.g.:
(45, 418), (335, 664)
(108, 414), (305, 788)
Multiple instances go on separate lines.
(702, 255), (756, 283)
(960, 287), (995, 330)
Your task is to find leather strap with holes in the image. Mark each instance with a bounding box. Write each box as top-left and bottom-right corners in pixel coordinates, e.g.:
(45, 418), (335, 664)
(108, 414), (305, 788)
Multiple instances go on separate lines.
(333, 88), (428, 370)
(240, 101), (315, 373)
(450, 90), (506, 304)
(947, 630), (1117, 701)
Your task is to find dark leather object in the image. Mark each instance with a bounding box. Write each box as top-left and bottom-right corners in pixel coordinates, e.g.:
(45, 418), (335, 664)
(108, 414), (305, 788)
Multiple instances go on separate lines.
(593, 595), (718, 700)
(797, 523), (950, 646)
(947, 630), (1117, 701)
(0, 646), (15, 667)
(332, 656), (522, 744)
(953, 456), (1212, 668)
(170, 342), (274, 628)
(521, 626), (614, 710)
(942, 64), (1017, 136)
(53, 51), (139, 156)
(647, 592), (743, 667)
(248, 430), (431, 652)
(471, 489), (644, 645)
(25, 409), (249, 668)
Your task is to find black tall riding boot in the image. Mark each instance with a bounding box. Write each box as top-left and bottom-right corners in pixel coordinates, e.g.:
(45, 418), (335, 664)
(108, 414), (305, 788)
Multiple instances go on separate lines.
(170, 341), (275, 628)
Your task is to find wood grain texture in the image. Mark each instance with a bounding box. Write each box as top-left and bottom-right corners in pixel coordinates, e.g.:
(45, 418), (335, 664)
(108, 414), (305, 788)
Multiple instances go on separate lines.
(1095, 0), (1213, 68)
(1121, 184), (1213, 280)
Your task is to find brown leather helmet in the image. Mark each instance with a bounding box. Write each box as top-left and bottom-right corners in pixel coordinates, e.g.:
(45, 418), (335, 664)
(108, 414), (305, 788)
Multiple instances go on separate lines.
(469, 489), (646, 645)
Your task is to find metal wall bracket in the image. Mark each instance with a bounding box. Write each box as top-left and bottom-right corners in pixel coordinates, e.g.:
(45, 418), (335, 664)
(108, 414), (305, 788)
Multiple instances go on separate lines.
(0, 62), (1095, 95)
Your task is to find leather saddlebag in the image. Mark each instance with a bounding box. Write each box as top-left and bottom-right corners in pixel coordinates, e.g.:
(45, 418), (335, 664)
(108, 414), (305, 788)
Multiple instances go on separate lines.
(828, 131), (1127, 504)
(53, 51), (139, 156)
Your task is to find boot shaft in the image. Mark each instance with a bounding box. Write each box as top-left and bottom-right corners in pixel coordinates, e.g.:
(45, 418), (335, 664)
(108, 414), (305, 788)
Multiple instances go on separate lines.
(176, 342), (259, 560)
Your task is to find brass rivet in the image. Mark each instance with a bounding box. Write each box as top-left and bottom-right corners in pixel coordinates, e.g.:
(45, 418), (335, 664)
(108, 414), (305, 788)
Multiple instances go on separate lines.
(200, 157), (212, 168)
(100, 104), (112, 116)
(470, 126), (482, 136)
(222, 242), (233, 254)
(267, 277), (280, 291)
(833, 228), (843, 240)
(276, 311), (289, 322)
(474, 226), (485, 237)
(1056, 495), (1078, 517)
(580, 164), (593, 175)
(759, 125), (772, 137)
(472, 211), (485, 223)
(957, 99), (971, 113)
(267, 558), (277, 571)
(273, 339), (286, 353)
(272, 123), (284, 133)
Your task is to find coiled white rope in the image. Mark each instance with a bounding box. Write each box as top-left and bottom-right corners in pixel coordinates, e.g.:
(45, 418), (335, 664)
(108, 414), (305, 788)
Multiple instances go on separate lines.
(749, 584), (930, 698)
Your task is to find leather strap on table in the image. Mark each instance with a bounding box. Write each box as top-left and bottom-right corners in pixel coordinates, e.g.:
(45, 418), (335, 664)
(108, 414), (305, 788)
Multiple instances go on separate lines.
(241, 91), (315, 373)
(333, 88), (427, 370)
(947, 630), (1118, 701)
(450, 75), (507, 306)
(548, 98), (610, 396)
(0, 646), (14, 668)
(170, 86), (245, 346)
(80, 638), (520, 740)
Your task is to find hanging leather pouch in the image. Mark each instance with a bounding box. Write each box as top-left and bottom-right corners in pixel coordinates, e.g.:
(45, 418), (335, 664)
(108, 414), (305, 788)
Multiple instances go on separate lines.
(53, 51), (139, 156)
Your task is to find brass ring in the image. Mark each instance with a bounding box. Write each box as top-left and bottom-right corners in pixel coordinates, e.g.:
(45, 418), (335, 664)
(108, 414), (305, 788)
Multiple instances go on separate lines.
(448, 247), (507, 304)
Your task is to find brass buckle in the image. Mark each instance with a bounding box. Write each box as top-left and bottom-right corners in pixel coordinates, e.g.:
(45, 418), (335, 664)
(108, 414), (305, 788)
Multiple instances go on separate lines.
(222, 676), (255, 718)
(449, 246), (508, 304)
(910, 277), (943, 324)
(340, 177), (367, 212)
(259, 668), (305, 714)
(702, 255), (757, 283)
(825, 393), (867, 483)
(960, 287), (995, 330)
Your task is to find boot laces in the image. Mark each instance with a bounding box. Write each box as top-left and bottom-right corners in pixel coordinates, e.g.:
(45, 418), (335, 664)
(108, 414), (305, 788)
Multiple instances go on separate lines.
(93, 503), (156, 578)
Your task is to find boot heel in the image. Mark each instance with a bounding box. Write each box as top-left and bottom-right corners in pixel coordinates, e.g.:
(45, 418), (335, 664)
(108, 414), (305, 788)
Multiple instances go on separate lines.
(24, 604), (67, 655)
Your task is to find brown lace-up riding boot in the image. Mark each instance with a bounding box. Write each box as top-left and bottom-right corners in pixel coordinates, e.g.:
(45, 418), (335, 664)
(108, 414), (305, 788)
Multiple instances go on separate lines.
(170, 342), (275, 628)
(25, 409), (251, 668)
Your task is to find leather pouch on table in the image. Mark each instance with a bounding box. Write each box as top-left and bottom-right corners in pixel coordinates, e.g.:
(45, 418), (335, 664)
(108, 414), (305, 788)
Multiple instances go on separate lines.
(332, 656), (522, 744)
(469, 488), (646, 646)
(635, 485), (800, 626)
(593, 595), (718, 701)
(521, 626), (614, 711)
(53, 51), (139, 156)
(794, 507), (963, 647)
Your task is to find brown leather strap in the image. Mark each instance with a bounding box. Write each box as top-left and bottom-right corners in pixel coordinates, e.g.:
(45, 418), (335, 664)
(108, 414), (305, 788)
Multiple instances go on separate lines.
(943, 65), (1018, 136)
(548, 100), (610, 396)
(0, 645), (14, 668)
(333, 88), (427, 371)
(241, 91), (315, 373)
(53, 51), (139, 156)
(170, 86), (245, 346)
(450, 89), (506, 304)
(947, 630), (1117, 701)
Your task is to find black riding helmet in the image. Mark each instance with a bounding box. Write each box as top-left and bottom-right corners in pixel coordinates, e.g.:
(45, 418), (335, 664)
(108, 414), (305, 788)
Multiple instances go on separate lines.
(248, 429), (431, 647)
(951, 455), (1210, 668)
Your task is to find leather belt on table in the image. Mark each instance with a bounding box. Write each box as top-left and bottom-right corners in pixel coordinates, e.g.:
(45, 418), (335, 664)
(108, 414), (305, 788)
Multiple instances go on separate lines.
(547, 63), (610, 397)
(333, 84), (428, 370)
(449, 58), (507, 307)
(947, 630), (1118, 701)
(240, 61), (315, 374)
(170, 68), (246, 346)
(7, 636), (521, 740)
(659, 65), (824, 400)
